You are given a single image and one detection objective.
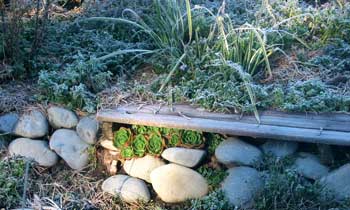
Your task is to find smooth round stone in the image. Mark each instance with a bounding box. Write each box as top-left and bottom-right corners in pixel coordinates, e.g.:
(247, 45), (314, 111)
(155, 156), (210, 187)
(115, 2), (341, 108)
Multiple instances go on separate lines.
(50, 129), (89, 170)
(121, 177), (151, 203)
(102, 175), (150, 203)
(14, 110), (48, 138)
(215, 137), (262, 167)
(293, 153), (329, 180)
(221, 166), (263, 208)
(76, 116), (99, 144)
(0, 113), (19, 134)
(261, 140), (298, 158)
(161, 147), (205, 168)
(123, 155), (165, 183)
(102, 174), (129, 195)
(9, 138), (58, 167)
(100, 140), (119, 151)
(47, 106), (79, 129)
(320, 163), (350, 200)
(150, 164), (208, 203)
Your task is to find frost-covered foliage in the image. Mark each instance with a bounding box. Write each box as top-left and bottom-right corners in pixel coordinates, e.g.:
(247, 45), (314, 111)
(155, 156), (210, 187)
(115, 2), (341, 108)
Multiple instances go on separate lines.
(189, 190), (232, 210)
(38, 59), (111, 112)
(282, 80), (350, 112)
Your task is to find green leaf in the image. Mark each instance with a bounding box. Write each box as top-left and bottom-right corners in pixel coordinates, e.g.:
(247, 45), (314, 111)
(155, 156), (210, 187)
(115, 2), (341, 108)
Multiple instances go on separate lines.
(121, 146), (134, 159)
(181, 130), (204, 148)
(148, 132), (164, 155)
(132, 134), (148, 157)
(166, 129), (182, 147)
(113, 127), (132, 148)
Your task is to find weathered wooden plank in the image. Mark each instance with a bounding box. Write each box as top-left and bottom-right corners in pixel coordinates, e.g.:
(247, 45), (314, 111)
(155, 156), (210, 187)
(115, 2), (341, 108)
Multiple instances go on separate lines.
(97, 109), (350, 146)
(116, 104), (350, 132)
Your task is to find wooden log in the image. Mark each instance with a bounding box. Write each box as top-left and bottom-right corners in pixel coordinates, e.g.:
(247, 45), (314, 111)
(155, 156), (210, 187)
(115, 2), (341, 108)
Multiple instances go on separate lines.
(97, 108), (350, 146)
(116, 104), (350, 132)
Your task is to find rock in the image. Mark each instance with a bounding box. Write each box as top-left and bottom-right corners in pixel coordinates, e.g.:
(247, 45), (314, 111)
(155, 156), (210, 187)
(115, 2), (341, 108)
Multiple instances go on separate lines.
(215, 137), (262, 167)
(292, 153), (329, 180)
(123, 155), (165, 183)
(221, 166), (263, 208)
(121, 177), (151, 203)
(76, 116), (99, 144)
(102, 174), (129, 195)
(100, 139), (119, 151)
(9, 138), (58, 167)
(261, 140), (298, 158)
(102, 175), (150, 203)
(150, 163), (208, 203)
(14, 110), (48, 138)
(161, 147), (205, 168)
(0, 113), (18, 134)
(101, 122), (114, 140)
(320, 163), (350, 200)
(50, 129), (89, 170)
(47, 106), (78, 129)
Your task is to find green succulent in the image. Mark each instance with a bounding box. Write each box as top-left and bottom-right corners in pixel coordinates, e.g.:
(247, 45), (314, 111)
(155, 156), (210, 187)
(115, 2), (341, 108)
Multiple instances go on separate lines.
(181, 130), (204, 148)
(206, 133), (224, 155)
(147, 126), (160, 134)
(148, 132), (164, 155)
(121, 146), (134, 159)
(159, 127), (171, 136)
(166, 129), (181, 147)
(113, 127), (132, 148)
(132, 134), (148, 157)
(132, 125), (148, 134)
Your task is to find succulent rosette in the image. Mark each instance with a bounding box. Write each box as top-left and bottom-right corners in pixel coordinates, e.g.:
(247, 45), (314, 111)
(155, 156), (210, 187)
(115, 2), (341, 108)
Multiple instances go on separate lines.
(113, 127), (132, 149)
(166, 129), (181, 147)
(132, 125), (148, 134)
(181, 130), (204, 148)
(120, 146), (134, 159)
(159, 127), (171, 136)
(147, 132), (164, 155)
(132, 134), (148, 157)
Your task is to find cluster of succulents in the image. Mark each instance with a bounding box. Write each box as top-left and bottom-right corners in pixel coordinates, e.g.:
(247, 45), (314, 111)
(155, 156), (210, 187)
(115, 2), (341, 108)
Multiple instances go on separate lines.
(113, 125), (205, 159)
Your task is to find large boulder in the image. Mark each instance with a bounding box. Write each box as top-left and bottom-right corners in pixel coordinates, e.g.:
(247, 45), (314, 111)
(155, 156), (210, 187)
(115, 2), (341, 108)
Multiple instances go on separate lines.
(320, 164), (350, 200)
(261, 140), (298, 158)
(292, 153), (329, 180)
(14, 110), (48, 138)
(215, 137), (262, 167)
(47, 106), (79, 129)
(221, 166), (263, 208)
(102, 175), (150, 203)
(161, 147), (205, 168)
(0, 113), (18, 134)
(9, 138), (58, 167)
(50, 129), (89, 170)
(76, 116), (99, 144)
(123, 155), (165, 183)
(150, 164), (208, 203)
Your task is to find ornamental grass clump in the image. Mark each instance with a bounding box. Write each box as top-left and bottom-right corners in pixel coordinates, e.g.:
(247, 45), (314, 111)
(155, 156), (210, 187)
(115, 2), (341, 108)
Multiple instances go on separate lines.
(147, 132), (164, 156)
(113, 127), (132, 148)
(181, 130), (204, 148)
(132, 134), (148, 157)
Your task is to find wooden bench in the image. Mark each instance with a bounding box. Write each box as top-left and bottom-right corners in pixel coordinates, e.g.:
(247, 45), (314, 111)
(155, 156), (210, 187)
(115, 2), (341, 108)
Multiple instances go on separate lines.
(97, 104), (350, 146)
